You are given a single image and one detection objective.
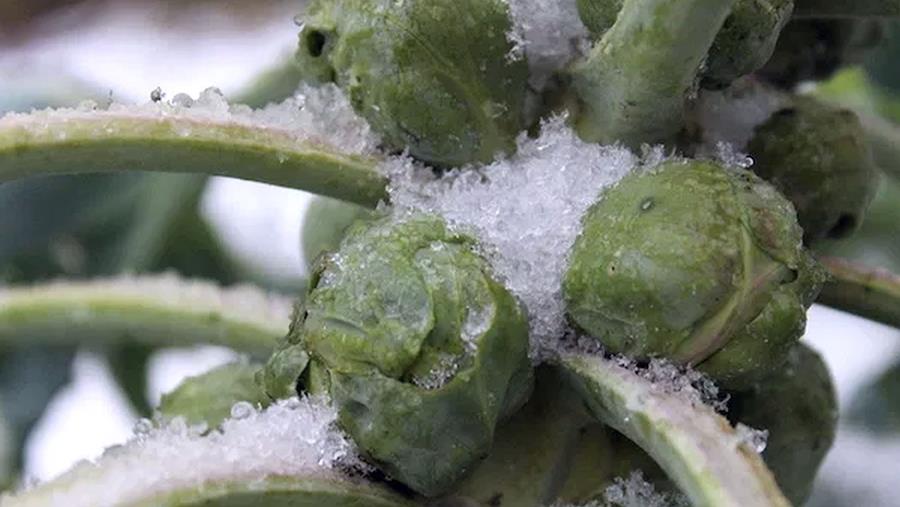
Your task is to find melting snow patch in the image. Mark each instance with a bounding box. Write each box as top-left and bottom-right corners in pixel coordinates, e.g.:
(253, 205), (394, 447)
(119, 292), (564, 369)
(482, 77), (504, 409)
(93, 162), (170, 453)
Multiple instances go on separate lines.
(4, 397), (364, 507)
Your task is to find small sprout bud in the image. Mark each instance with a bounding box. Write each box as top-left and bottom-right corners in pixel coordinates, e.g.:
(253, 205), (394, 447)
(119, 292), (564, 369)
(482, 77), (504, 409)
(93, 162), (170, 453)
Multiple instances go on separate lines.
(265, 214), (533, 497)
(729, 344), (838, 505)
(159, 363), (270, 430)
(748, 96), (879, 243)
(296, 0), (530, 167)
(564, 160), (824, 387)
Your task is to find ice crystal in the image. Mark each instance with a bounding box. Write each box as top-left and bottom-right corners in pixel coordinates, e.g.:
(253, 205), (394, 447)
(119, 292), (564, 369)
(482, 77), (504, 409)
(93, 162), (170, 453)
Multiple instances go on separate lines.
(386, 116), (640, 360)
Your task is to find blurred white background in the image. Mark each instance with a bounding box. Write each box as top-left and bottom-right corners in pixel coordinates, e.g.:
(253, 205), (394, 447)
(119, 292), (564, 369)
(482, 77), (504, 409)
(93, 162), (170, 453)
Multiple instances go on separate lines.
(1, 2), (898, 505)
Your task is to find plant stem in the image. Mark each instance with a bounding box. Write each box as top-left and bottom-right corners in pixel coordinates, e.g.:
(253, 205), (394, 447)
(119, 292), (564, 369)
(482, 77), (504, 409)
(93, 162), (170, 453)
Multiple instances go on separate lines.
(793, 0), (900, 17)
(817, 256), (900, 330)
(0, 113), (389, 208)
(571, 0), (737, 147)
(0, 275), (295, 354)
(557, 352), (791, 507)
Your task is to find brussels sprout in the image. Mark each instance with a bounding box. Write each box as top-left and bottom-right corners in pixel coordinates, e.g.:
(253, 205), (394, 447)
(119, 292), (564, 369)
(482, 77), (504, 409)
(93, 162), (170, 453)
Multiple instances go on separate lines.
(261, 214), (533, 497)
(759, 19), (885, 89)
(575, 0), (794, 89)
(159, 363), (270, 430)
(295, 0), (529, 167)
(728, 344), (838, 505)
(301, 196), (373, 270)
(564, 160), (825, 387)
(747, 96), (879, 242)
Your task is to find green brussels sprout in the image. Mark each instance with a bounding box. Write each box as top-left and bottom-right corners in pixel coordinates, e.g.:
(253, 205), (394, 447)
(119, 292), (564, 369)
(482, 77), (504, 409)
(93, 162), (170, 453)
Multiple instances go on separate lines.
(295, 0), (530, 167)
(564, 160), (825, 387)
(159, 363), (270, 430)
(261, 214), (533, 497)
(747, 96), (879, 243)
(758, 19), (885, 89)
(728, 344), (838, 505)
(301, 196), (373, 270)
(575, 0), (794, 89)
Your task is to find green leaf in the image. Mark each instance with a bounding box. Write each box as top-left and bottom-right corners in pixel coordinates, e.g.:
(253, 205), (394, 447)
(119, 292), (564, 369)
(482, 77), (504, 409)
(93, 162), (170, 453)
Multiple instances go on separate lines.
(159, 363), (269, 430)
(0, 110), (388, 207)
(556, 351), (790, 507)
(0, 275), (293, 354)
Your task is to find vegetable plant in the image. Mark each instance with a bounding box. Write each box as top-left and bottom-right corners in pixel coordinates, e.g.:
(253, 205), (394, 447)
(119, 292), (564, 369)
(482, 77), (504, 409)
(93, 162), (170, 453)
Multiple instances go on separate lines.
(0, 0), (899, 506)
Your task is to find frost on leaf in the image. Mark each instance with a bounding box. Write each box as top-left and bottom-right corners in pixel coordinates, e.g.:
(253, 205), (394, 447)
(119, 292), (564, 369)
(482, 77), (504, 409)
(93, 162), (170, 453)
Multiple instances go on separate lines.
(2, 397), (366, 507)
(386, 116), (640, 360)
(0, 84), (380, 156)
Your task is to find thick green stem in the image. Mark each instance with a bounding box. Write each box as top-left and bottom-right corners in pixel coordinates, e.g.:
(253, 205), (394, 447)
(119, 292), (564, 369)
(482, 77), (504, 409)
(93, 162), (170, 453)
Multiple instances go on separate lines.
(793, 0), (900, 17)
(0, 112), (388, 208)
(556, 352), (790, 507)
(571, 0), (737, 147)
(817, 256), (900, 329)
(0, 275), (294, 354)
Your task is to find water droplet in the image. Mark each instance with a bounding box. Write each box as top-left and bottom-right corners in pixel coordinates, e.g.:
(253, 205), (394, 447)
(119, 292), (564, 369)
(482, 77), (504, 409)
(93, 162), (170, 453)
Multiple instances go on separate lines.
(231, 401), (255, 420)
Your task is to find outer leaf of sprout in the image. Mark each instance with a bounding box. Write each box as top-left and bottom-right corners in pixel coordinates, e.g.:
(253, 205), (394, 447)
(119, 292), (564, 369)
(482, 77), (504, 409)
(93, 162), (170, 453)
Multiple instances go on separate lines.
(296, 0), (529, 167)
(564, 160), (821, 386)
(281, 215), (533, 497)
(728, 344), (838, 505)
(748, 96), (879, 242)
(160, 363), (270, 430)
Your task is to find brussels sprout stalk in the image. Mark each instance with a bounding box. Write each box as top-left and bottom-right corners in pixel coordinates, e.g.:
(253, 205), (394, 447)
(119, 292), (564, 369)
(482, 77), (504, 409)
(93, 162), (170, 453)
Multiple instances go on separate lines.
(571, 0), (738, 147)
(818, 256), (900, 329)
(793, 0), (900, 18)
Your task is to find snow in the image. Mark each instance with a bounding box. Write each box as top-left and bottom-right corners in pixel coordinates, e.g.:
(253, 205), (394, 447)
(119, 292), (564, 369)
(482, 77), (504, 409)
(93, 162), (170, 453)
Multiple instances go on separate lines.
(694, 80), (787, 152)
(0, 84), (379, 156)
(504, 0), (591, 90)
(733, 423), (769, 454)
(549, 471), (688, 507)
(603, 471), (689, 507)
(3, 397), (364, 507)
(385, 115), (640, 360)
